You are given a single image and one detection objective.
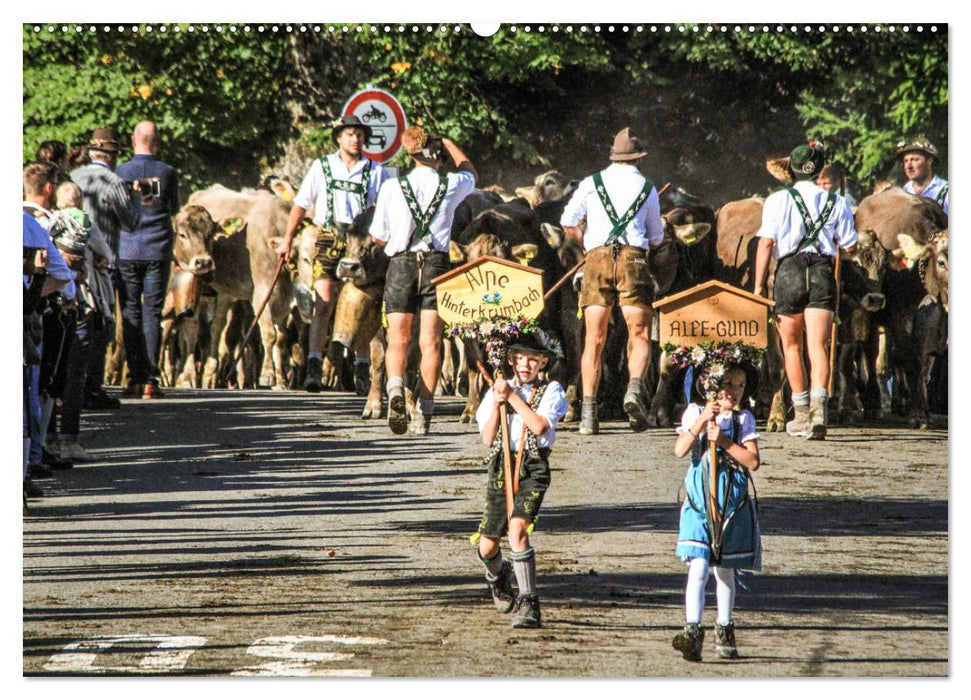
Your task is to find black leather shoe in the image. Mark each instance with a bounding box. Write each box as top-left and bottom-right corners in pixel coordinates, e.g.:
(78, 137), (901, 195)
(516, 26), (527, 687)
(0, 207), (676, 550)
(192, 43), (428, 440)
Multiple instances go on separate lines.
(28, 462), (53, 479)
(83, 389), (121, 410)
(24, 478), (43, 498)
(41, 448), (73, 470)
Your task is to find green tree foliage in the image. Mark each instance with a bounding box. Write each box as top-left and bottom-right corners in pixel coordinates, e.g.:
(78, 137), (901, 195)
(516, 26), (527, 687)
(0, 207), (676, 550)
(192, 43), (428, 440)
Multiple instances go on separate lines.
(24, 23), (947, 203)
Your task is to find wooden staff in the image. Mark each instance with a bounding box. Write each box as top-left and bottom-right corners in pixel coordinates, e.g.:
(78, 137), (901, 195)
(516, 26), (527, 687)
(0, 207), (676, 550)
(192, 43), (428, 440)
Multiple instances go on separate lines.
(542, 182), (674, 302)
(476, 360), (515, 519)
(828, 172), (846, 395)
(221, 254), (287, 385)
(708, 422), (719, 538)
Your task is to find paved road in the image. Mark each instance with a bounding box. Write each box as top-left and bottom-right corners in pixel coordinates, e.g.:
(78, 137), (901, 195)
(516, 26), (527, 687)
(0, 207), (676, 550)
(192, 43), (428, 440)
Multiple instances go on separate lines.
(23, 388), (948, 677)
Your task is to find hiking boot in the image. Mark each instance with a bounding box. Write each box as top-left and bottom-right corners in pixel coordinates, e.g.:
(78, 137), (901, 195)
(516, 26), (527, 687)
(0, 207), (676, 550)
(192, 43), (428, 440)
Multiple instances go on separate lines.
(57, 440), (91, 463)
(354, 362), (371, 397)
(623, 387), (649, 433)
(303, 357), (323, 393)
(579, 399), (599, 435)
(387, 386), (408, 435)
(83, 389), (121, 410)
(28, 462), (52, 479)
(24, 478), (43, 498)
(807, 397), (827, 441)
(487, 561), (516, 614)
(41, 447), (74, 469)
(785, 404), (810, 437)
(714, 622), (739, 659)
(672, 623), (705, 662)
(511, 594), (542, 629)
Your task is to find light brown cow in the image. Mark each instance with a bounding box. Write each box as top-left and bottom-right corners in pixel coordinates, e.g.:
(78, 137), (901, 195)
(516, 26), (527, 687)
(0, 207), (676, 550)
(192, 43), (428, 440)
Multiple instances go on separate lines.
(177, 186), (295, 389)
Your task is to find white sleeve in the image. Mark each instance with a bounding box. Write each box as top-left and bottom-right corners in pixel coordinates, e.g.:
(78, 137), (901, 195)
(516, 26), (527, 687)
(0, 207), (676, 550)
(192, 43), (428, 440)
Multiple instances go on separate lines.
(738, 409), (760, 445)
(537, 382), (569, 430)
(293, 161), (322, 211)
(756, 192), (782, 241)
(450, 171), (476, 202)
(368, 164), (390, 207)
(835, 198), (858, 249)
(560, 178), (591, 227)
(641, 188), (666, 247)
(368, 183), (395, 242)
(678, 403), (703, 434)
(475, 387), (496, 433)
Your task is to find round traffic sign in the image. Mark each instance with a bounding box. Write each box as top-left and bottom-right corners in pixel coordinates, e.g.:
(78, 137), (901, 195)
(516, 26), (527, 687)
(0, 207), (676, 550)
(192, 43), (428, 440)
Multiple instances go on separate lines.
(342, 88), (408, 164)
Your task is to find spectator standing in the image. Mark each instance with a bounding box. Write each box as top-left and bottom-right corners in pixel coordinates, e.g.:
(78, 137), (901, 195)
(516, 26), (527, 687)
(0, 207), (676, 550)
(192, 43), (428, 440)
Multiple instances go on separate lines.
(115, 121), (180, 398)
(70, 127), (142, 409)
(897, 137), (948, 216)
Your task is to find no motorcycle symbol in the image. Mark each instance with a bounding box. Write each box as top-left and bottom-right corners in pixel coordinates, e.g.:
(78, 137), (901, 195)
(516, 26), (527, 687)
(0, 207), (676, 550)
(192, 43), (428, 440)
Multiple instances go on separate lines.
(342, 87), (408, 164)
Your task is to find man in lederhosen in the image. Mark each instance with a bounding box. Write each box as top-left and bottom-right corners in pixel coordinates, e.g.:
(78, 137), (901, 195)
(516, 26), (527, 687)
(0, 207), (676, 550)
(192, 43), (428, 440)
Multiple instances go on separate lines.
(369, 127), (477, 435)
(560, 127), (667, 435)
(276, 115), (390, 391)
(753, 141), (858, 440)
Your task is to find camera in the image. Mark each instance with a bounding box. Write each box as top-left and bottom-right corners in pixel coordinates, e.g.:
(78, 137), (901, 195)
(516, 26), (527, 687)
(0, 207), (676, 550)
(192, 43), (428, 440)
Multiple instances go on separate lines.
(128, 179), (161, 197)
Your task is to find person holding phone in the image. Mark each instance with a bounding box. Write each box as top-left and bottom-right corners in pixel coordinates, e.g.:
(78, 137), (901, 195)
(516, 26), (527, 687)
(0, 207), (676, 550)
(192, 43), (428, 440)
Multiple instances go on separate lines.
(115, 121), (180, 399)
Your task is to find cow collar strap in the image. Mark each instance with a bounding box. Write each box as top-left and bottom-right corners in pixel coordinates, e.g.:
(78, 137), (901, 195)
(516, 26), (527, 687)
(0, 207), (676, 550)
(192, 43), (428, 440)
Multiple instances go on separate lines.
(592, 171), (653, 246)
(320, 156), (372, 228)
(399, 174), (449, 251)
(787, 187), (836, 253)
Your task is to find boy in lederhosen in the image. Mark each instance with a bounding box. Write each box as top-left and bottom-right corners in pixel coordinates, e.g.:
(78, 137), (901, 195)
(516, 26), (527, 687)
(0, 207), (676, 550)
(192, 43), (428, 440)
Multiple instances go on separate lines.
(276, 115), (390, 392)
(473, 330), (568, 629)
(753, 142), (858, 439)
(559, 127), (667, 435)
(369, 127), (476, 435)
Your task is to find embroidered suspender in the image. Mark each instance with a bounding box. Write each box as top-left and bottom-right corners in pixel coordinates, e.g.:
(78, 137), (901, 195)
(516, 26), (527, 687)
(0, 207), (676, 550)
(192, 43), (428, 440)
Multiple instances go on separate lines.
(399, 174), (449, 251)
(486, 381), (547, 467)
(320, 157), (372, 228)
(787, 188), (836, 253)
(936, 183), (949, 208)
(591, 171), (654, 246)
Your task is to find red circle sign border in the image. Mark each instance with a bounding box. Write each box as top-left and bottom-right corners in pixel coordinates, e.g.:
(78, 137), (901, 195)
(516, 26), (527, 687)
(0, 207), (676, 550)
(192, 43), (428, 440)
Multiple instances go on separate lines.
(342, 88), (408, 164)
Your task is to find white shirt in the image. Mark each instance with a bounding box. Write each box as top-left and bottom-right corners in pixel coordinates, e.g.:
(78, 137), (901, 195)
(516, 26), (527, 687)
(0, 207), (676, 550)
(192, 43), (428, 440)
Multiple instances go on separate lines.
(904, 174), (949, 216)
(678, 403), (759, 445)
(475, 380), (569, 451)
(559, 163), (666, 251)
(756, 180), (858, 259)
(369, 168), (476, 256)
(294, 153), (389, 226)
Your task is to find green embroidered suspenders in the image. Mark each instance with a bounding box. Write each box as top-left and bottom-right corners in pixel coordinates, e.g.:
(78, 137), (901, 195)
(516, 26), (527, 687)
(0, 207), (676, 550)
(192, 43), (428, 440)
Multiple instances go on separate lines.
(591, 171), (654, 246)
(320, 157), (372, 228)
(936, 183), (949, 209)
(399, 174), (449, 251)
(787, 188), (836, 253)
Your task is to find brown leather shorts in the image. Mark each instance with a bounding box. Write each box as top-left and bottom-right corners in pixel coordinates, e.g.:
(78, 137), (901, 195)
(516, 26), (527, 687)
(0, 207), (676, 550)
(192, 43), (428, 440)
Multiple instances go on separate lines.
(580, 243), (654, 309)
(383, 250), (450, 314)
(311, 225), (349, 282)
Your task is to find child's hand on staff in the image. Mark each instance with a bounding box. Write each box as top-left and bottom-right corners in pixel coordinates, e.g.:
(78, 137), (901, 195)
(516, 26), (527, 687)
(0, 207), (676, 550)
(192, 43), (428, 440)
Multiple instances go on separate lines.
(494, 378), (510, 404)
(707, 421), (726, 448)
(700, 400), (718, 423)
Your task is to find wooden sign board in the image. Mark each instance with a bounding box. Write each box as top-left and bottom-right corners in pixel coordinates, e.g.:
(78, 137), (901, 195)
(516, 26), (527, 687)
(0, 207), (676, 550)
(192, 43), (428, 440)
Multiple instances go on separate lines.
(652, 280), (775, 349)
(431, 256), (545, 324)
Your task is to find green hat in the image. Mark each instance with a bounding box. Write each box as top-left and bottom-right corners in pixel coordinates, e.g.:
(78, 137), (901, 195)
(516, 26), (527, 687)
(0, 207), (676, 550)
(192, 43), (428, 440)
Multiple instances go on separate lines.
(789, 142), (825, 180)
(507, 328), (563, 359)
(896, 137), (939, 160)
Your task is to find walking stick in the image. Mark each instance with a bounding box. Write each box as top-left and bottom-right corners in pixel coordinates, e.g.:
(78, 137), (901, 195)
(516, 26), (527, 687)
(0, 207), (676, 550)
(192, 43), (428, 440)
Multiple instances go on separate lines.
(708, 426), (719, 542)
(476, 360), (515, 520)
(828, 173), (846, 395)
(220, 255), (287, 385)
(542, 183), (674, 302)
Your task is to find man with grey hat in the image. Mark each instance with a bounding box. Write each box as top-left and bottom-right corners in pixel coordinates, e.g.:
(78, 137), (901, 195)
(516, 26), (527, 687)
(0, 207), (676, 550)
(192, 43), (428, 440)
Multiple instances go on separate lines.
(71, 126), (143, 409)
(275, 115), (391, 392)
(560, 127), (666, 435)
(897, 137), (948, 216)
(753, 141), (858, 440)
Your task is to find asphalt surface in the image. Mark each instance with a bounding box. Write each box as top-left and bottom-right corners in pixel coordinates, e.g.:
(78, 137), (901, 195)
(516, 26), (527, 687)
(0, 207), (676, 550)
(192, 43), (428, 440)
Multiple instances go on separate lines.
(22, 387), (949, 678)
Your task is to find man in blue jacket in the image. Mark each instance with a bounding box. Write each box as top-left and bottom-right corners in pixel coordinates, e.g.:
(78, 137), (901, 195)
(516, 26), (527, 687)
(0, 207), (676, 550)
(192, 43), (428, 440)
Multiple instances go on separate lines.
(115, 121), (180, 398)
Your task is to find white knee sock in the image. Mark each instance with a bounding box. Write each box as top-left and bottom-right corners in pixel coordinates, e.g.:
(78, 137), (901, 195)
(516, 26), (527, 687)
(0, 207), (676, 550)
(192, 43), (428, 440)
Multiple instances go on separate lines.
(684, 558), (710, 624)
(713, 566), (736, 626)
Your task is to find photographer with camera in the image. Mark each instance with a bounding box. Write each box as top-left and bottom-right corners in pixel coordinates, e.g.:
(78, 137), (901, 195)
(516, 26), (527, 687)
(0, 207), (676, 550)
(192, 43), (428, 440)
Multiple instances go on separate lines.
(70, 126), (143, 409)
(115, 121), (180, 399)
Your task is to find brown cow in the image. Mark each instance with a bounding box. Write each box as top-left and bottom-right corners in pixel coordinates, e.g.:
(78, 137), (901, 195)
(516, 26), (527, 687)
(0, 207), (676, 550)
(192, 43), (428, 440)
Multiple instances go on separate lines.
(906, 229), (948, 426)
(176, 187), (295, 389)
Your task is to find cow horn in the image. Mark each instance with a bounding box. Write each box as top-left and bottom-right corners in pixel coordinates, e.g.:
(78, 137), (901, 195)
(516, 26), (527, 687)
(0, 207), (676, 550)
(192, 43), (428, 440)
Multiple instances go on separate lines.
(897, 233), (932, 264)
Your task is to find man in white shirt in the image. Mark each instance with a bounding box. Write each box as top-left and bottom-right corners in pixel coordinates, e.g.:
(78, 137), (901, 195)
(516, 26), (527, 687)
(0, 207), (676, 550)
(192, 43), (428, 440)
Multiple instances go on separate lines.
(275, 116), (390, 392)
(369, 127), (477, 435)
(559, 127), (666, 435)
(753, 142), (858, 440)
(897, 138), (948, 216)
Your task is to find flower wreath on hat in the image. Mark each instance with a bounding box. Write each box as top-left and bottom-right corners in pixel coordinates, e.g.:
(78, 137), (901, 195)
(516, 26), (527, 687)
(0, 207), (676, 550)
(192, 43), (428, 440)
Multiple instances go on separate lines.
(446, 315), (562, 373)
(664, 340), (765, 403)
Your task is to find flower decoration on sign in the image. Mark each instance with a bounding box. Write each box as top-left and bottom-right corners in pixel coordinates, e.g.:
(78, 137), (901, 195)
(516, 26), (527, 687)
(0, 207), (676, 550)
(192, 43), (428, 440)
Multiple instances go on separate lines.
(663, 340), (765, 400)
(482, 292), (502, 306)
(446, 315), (538, 371)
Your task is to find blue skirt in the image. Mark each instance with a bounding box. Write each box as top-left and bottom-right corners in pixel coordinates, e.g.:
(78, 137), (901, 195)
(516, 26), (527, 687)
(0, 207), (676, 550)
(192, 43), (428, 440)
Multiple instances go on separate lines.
(675, 450), (761, 570)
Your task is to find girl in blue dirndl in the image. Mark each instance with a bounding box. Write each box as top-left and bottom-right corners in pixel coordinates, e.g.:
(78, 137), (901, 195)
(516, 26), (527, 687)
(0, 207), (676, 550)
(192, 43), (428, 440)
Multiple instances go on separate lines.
(672, 362), (762, 662)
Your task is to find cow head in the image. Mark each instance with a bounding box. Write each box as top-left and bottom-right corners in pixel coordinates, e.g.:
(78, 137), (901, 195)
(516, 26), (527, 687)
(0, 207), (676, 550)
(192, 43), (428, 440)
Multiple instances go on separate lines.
(514, 170), (576, 208)
(900, 230), (949, 312)
(172, 204), (217, 275)
(463, 232), (512, 263)
(336, 207), (387, 288)
(850, 230), (889, 312)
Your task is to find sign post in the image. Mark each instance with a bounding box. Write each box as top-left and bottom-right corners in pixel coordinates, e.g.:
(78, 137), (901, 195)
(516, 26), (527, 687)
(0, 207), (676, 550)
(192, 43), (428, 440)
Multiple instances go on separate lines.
(342, 87), (407, 165)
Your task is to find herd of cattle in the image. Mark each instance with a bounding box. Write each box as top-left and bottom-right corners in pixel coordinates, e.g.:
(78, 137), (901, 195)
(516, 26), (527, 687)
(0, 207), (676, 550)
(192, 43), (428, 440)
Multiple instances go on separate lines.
(104, 170), (949, 430)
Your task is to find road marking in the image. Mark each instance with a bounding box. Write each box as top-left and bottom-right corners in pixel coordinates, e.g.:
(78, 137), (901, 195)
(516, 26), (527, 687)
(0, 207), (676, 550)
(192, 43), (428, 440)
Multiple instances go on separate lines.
(42, 635), (207, 674)
(231, 634), (389, 677)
